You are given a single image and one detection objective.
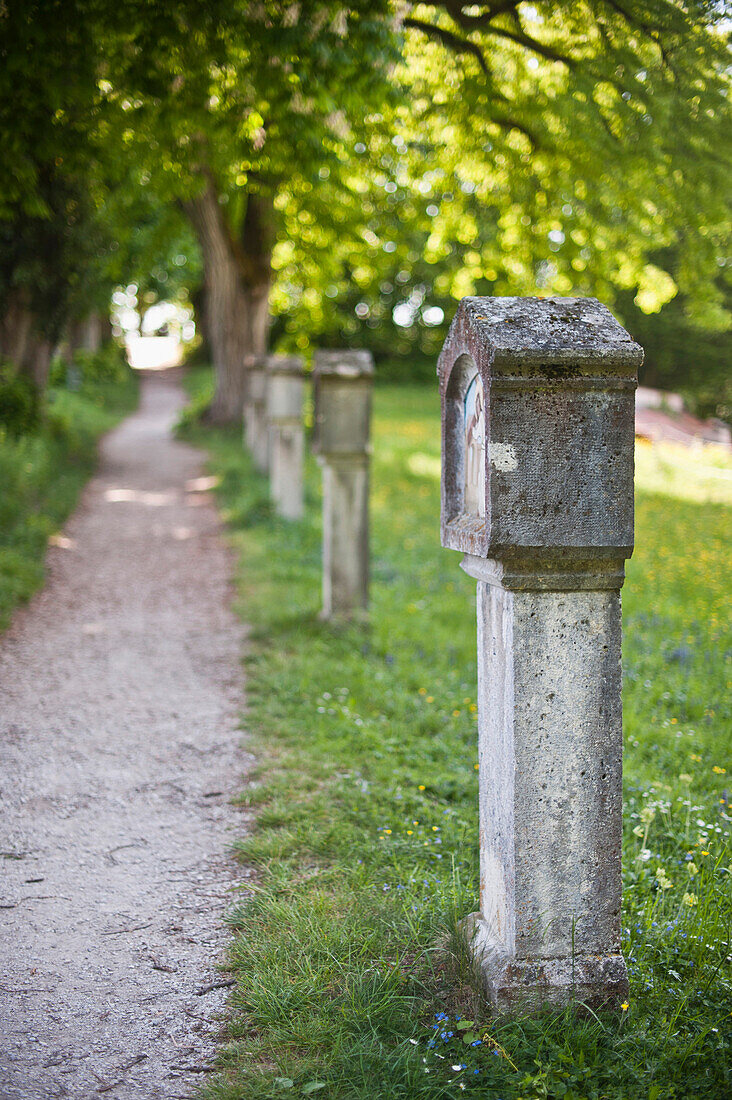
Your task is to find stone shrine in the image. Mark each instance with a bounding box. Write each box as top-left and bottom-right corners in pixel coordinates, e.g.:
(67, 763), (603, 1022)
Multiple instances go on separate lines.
(438, 296), (643, 1012)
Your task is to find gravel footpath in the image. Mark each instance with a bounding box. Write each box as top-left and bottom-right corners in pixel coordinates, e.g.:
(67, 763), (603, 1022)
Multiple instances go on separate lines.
(0, 368), (249, 1099)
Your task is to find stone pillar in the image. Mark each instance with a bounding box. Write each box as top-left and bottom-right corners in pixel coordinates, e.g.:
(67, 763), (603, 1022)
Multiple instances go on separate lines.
(266, 356), (305, 520)
(313, 350), (374, 619)
(246, 359), (269, 474)
(241, 355), (262, 453)
(437, 297), (643, 1014)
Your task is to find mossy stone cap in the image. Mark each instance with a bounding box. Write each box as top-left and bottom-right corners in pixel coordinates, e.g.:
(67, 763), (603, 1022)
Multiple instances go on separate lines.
(313, 349), (374, 455)
(313, 350), (374, 377)
(266, 354), (305, 375)
(438, 296), (644, 381)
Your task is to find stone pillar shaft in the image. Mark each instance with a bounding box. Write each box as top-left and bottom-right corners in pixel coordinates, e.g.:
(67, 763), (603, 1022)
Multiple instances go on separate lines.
(266, 357), (305, 520)
(245, 365), (269, 474)
(463, 557), (627, 1010)
(321, 455), (369, 616)
(270, 420), (304, 521)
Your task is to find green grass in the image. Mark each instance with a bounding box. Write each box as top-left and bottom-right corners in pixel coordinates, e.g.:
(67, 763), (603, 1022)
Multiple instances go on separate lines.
(181, 370), (731, 1100)
(0, 369), (139, 629)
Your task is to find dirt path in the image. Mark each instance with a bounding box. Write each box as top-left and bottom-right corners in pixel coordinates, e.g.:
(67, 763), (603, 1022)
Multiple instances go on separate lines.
(0, 369), (249, 1099)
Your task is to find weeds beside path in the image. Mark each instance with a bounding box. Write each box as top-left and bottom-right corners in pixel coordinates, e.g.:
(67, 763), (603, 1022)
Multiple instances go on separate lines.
(183, 371), (731, 1100)
(0, 364), (139, 630)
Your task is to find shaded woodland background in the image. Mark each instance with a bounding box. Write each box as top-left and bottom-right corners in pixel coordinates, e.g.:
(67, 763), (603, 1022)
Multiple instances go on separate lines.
(1, 1), (730, 426)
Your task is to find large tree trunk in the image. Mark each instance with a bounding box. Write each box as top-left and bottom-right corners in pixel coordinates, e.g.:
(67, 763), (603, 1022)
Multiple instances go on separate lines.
(0, 289), (53, 389)
(184, 177), (273, 424)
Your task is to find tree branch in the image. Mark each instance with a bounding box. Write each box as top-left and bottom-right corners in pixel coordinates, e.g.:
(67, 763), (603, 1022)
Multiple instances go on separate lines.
(439, 1), (523, 29)
(403, 17), (491, 76)
(485, 24), (573, 67)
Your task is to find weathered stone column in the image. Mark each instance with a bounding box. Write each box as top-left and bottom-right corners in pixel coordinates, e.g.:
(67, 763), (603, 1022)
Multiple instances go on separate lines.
(246, 358), (269, 474)
(313, 350), (374, 619)
(241, 355), (262, 453)
(267, 355), (305, 521)
(438, 297), (643, 1013)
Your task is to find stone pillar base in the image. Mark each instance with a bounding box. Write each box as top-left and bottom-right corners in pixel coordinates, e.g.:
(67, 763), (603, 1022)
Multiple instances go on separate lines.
(462, 913), (629, 1015)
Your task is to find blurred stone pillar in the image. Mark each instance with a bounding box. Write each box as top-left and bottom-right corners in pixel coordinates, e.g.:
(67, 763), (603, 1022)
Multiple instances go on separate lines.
(313, 350), (374, 619)
(246, 358), (269, 474)
(267, 356), (305, 520)
(242, 355), (264, 454)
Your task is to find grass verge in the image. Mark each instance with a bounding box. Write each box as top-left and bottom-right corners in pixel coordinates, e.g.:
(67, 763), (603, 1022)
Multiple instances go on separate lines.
(182, 369), (731, 1100)
(0, 359), (139, 630)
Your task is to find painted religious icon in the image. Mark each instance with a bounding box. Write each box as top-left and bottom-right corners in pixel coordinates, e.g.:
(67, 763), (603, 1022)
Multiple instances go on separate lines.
(464, 374), (485, 519)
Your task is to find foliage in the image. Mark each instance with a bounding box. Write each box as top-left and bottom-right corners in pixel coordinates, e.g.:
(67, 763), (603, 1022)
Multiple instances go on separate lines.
(0, 357), (138, 630)
(270, 0), (731, 368)
(2, 3), (730, 408)
(618, 257), (732, 421)
(0, 1), (226, 360)
(181, 370), (731, 1099)
(0, 364), (42, 437)
(48, 341), (132, 388)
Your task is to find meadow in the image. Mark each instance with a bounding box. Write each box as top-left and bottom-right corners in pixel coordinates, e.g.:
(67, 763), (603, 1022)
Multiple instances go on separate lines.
(0, 356), (139, 630)
(190, 374), (731, 1100)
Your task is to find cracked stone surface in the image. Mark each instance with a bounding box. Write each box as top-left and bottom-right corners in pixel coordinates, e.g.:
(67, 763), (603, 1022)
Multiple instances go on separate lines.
(0, 368), (249, 1099)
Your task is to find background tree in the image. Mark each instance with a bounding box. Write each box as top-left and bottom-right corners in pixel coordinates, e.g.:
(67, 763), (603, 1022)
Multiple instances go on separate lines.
(268, 2), (730, 406)
(2, 2), (729, 419)
(104, 3), (398, 421)
(0, 0), (102, 385)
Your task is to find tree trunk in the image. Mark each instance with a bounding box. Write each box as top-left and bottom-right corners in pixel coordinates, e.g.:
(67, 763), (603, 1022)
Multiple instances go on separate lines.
(0, 289), (53, 389)
(80, 312), (103, 353)
(184, 177), (273, 424)
(0, 290), (34, 368)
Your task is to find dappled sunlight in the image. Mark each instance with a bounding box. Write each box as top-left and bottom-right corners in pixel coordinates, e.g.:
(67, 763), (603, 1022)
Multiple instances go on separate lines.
(49, 534), (76, 550)
(185, 475), (220, 492)
(104, 488), (176, 506)
(407, 452), (441, 479)
(635, 440), (732, 505)
(81, 621), (106, 635)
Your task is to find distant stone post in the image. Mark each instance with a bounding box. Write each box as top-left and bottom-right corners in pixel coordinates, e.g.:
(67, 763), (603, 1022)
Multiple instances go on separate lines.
(246, 358), (270, 474)
(266, 355), (305, 521)
(313, 350), (374, 618)
(242, 355), (261, 452)
(438, 297), (642, 1014)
